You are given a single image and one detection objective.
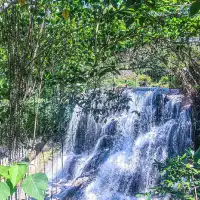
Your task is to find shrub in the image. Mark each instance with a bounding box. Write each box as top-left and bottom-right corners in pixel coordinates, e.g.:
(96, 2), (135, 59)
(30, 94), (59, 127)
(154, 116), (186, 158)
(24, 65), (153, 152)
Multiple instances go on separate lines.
(137, 74), (152, 87)
(159, 76), (169, 86)
(151, 148), (200, 200)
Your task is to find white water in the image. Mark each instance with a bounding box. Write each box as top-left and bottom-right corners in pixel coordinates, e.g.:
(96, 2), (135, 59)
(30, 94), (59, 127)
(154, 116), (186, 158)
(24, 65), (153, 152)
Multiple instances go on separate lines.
(46, 88), (192, 200)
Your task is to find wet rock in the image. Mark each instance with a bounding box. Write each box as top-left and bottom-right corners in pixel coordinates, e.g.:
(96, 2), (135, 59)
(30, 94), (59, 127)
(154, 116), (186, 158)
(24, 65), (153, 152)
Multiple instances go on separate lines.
(172, 102), (181, 119)
(133, 119), (139, 137)
(104, 119), (117, 135)
(72, 177), (89, 187)
(63, 177), (92, 200)
(167, 122), (178, 156)
(153, 93), (163, 125)
(131, 110), (140, 117)
(95, 135), (113, 153)
(73, 114), (88, 154)
(81, 135), (113, 176)
(164, 95), (170, 104)
(65, 156), (79, 180)
(168, 89), (180, 95)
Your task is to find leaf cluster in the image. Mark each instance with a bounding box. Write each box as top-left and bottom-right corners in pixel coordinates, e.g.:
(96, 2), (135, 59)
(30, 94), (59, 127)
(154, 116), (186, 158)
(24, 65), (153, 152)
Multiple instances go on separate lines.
(0, 163), (48, 200)
(153, 148), (200, 199)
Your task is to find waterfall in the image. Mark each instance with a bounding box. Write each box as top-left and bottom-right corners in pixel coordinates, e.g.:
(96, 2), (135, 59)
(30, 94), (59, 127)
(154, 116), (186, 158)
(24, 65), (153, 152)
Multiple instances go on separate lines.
(46, 88), (192, 200)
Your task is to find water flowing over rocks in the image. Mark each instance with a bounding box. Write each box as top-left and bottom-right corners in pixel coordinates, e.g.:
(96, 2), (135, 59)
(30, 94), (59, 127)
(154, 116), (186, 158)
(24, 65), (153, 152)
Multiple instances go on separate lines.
(46, 88), (192, 200)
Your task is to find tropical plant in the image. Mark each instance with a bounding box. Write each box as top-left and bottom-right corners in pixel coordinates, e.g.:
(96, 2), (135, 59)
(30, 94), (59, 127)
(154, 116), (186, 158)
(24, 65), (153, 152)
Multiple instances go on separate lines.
(151, 148), (200, 200)
(0, 162), (48, 200)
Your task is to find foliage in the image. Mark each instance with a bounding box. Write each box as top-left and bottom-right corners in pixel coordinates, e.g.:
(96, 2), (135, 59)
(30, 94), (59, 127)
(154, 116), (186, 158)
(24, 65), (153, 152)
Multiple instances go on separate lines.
(0, 163), (48, 200)
(158, 76), (169, 87)
(190, 1), (200, 16)
(152, 148), (200, 199)
(21, 173), (48, 200)
(137, 74), (152, 87)
(0, 0), (199, 198)
(103, 71), (137, 87)
(0, 0), (199, 160)
(76, 88), (131, 122)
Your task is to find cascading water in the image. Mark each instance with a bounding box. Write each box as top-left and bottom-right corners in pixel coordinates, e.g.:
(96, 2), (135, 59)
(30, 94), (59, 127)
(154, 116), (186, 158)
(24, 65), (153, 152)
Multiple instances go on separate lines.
(46, 88), (192, 200)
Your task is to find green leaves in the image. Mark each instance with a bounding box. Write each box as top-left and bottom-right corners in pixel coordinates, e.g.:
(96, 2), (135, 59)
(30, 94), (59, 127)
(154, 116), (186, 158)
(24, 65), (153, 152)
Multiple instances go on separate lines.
(194, 146), (200, 162)
(190, 1), (200, 16)
(126, 0), (141, 8)
(0, 163), (27, 200)
(0, 163), (48, 200)
(6, 180), (17, 195)
(22, 173), (48, 200)
(0, 166), (10, 179)
(9, 163), (28, 187)
(0, 183), (10, 200)
(153, 148), (200, 199)
(111, 0), (119, 9)
(98, 67), (121, 78)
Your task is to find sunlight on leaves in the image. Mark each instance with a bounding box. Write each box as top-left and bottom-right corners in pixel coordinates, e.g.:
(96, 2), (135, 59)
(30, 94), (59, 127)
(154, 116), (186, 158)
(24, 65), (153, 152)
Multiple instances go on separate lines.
(62, 9), (69, 19)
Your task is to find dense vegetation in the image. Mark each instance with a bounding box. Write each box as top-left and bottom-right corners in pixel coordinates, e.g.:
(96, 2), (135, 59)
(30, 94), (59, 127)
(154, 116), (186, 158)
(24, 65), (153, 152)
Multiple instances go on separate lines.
(154, 148), (200, 200)
(0, 0), (200, 199)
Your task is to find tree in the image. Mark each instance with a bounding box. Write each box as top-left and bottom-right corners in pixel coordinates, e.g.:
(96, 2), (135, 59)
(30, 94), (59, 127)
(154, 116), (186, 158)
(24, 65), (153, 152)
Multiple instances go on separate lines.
(0, 0), (199, 157)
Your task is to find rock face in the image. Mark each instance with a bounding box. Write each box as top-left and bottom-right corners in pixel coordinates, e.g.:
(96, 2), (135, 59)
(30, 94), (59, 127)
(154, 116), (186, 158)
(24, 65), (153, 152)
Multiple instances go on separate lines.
(46, 88), (192, 200)
(81, 135), (114, 176)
